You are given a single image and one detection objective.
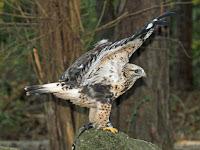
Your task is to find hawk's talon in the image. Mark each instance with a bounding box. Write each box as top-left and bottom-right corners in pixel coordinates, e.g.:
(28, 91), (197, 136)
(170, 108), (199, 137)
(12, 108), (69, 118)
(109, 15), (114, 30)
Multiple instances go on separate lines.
(103, 122), (118, 133)
(103, 126), (118, 133)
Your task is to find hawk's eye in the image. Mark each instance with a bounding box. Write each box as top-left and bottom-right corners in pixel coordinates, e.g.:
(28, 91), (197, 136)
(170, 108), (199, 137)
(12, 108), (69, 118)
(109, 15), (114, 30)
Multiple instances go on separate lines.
(134, 70), (139, 73)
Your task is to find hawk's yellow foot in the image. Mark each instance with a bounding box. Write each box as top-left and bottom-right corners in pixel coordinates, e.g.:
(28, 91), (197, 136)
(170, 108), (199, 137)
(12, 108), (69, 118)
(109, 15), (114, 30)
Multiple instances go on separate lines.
(103, 126), (118, 133)
(103, 122), (118, 133)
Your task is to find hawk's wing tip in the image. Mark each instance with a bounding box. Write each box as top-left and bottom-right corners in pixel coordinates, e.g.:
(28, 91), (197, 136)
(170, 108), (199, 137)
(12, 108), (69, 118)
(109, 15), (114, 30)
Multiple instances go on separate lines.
(157, 11), (176, 20)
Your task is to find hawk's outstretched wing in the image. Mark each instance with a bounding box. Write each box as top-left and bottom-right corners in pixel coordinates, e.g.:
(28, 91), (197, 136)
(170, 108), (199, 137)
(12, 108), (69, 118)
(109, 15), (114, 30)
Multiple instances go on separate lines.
(59, 11), (175, 86)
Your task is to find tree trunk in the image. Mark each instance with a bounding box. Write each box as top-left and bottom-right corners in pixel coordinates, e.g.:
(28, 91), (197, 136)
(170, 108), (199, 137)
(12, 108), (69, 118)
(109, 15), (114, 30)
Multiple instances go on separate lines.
(111, 1), (173, 150)
(173, 0), (192, 91)
(37, 0), (88, 150)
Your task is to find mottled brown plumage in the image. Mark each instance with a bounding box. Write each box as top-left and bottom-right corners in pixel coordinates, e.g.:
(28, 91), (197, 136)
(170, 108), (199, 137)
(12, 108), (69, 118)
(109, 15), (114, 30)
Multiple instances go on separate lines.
(25, 11), (175, 130)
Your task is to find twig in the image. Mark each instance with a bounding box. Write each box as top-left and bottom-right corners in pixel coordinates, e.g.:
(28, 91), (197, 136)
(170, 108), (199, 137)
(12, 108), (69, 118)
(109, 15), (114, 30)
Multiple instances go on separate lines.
(127, 2), (193, 18)
(0, 12), (56, 19)
(29, 49), (42, 84)
(0, 27), (32, 30)
(2, 48), (27, 74)
(33, 48), (45, 82)
(158, 37), (200, 58)
(34, 0), (48, 17)
(126, 97), (150, 134)
(0, 22), (38, 26)
(16, 2), (39, 32)
(83, 11), (128, 37)
(146, 36), (195, 58)
(14, 23), (25, 41)
(2, 22), (63, 61)
(85, 0), (107, 49)
(23, 27), (43, 83)
(0, 30), (38, 60)
(169, 38), (193, 58)
(3, 0), (19, 11)
(74, 0), (84, 32)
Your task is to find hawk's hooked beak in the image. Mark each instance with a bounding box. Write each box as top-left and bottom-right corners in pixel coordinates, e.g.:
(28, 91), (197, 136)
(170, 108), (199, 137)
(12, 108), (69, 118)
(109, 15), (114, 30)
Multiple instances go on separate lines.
(143, 72), (147, 78)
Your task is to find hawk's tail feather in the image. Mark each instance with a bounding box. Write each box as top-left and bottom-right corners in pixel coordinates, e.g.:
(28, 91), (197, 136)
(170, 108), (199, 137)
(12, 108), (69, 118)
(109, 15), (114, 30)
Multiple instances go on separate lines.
(25, 82), (63, 96)
(25, 82), (60, 91)
(26, 90), (53, 96)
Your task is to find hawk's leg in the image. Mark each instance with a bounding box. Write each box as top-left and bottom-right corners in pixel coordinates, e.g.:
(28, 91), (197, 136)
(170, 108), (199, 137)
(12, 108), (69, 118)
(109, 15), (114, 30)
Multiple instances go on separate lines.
(103, 121), (118, 133)
(72, 123), (93, 150)
(89, 101), (118, 133)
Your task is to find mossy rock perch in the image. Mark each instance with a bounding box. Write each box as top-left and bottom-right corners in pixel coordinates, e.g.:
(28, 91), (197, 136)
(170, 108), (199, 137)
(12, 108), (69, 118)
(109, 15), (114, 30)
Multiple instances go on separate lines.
(75, 128), (162, 150)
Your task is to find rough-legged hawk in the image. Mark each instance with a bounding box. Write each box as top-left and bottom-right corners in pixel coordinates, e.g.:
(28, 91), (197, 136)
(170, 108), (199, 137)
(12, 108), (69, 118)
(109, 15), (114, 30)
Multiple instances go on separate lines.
(25, 11), (175, 135)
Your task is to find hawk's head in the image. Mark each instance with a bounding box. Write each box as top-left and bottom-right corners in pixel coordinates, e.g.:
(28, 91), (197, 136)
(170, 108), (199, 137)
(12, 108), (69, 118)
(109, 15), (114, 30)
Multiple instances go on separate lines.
(123, 63), (146, 81)
(120, 63), (146, 94)
(129, 63), (146, 78)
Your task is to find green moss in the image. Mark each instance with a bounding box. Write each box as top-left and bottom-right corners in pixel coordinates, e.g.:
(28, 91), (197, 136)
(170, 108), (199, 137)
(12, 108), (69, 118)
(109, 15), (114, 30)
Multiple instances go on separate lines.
(76, 128), (162, 150)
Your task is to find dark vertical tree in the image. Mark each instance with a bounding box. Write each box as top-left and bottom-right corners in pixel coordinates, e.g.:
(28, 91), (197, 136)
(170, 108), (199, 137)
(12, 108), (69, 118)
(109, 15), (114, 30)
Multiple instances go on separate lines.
(173, 0), (193, 91)
(111, 1), (173, 149)
(37, 0), (87, 149)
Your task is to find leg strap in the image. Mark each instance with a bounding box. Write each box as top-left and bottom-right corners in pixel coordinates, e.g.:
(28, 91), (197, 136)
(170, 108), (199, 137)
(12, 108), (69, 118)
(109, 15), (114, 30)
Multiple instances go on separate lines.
(72, 123), (93, 150)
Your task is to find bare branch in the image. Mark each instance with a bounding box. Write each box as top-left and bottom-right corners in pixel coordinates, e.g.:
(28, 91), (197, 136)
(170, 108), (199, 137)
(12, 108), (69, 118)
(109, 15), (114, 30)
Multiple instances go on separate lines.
(0, 12), (58, 20)
(3, 0), (19, 11)
(34, 0), (48, 17)
(33, 48), (45, 82)
(126, 1), (193, 18)
(2, 22), (63, 61)
(29, 49), (43, 84)
(83, 11), (128, 37)
(74, 0), (84, 32)
(0, 22), (38, 26)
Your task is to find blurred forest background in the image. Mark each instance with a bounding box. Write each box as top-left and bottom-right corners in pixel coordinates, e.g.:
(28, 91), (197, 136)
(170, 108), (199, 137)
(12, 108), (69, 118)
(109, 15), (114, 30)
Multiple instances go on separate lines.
(0, 0), (200, 150)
